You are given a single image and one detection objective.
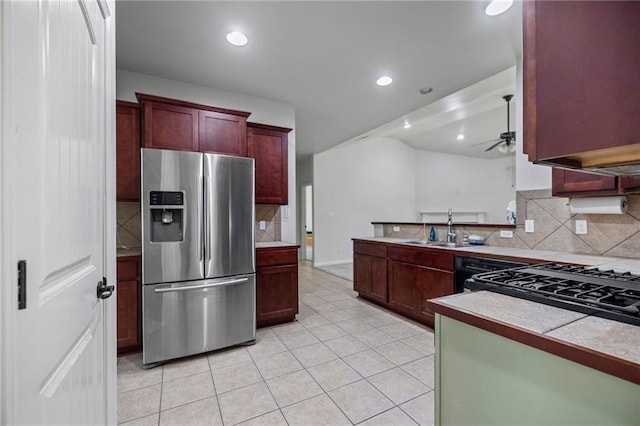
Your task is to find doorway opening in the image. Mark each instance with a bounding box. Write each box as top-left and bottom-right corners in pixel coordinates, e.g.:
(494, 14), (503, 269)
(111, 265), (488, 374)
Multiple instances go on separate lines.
(302, 184), (313, 260)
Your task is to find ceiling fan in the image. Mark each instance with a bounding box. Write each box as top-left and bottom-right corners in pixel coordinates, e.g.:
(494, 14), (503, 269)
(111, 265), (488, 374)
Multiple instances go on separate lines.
(478, 94), (516, 152)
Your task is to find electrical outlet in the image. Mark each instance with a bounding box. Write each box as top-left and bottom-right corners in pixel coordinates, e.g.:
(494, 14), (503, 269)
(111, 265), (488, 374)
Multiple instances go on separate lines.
(500, 230), (513, 238)
(575, 219), (588, 235)
(259, 220), (266, 230)
(328, 212), (336, 218)
(393, 226), (400, 232)
(525, 219), (535, 233)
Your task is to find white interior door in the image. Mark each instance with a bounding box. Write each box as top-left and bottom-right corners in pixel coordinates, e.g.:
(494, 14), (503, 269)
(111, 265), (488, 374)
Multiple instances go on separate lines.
(1, 0), (116, 424)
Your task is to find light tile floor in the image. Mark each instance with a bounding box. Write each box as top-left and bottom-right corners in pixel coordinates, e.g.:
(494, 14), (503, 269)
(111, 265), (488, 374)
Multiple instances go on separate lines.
(117, 261), (435, 425)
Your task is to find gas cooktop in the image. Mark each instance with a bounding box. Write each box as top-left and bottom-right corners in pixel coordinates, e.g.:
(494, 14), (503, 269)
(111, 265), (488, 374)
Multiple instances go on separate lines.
(465, 263), (640, 326)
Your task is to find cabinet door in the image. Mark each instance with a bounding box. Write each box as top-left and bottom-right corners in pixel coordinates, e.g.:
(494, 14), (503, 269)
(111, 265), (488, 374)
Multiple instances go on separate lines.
(247, 124), (290, 205)
(354, 253), (371, 295)
(116, 101), (141, 201)
(388, 260), (420, 317)
(116, 280), (139, 352)
(524, 1), (640, 161)
(620, 177), (640, 194)
(552, 169), (617, 196)
(354, 253), (387, 304)
(418, 268), (454, 325)
(141, 101), (198, 151)
(256, 264), (298, 327)
(198, 110), (247, 156)
(117, 257), (140, 354)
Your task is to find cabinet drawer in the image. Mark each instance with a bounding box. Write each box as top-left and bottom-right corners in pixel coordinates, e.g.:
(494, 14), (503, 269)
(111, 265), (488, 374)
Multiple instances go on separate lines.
(353, 241), (387, 258)
(117, 257), (140, 281)
(256, 247), (298, 267)
(388, 246), (453, 271)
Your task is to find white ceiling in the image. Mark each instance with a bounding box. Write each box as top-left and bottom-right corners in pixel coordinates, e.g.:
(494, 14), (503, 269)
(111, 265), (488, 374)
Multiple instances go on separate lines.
(115, 1), (522, 160)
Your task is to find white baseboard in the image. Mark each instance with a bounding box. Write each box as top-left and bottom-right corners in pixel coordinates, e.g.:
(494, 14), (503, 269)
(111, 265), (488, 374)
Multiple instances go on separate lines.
(313, 259), (353, 268)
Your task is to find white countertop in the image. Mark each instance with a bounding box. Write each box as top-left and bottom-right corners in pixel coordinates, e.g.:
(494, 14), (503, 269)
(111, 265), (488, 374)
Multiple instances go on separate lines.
(255, 241), (298, 248)
(353, 236), (638, 271)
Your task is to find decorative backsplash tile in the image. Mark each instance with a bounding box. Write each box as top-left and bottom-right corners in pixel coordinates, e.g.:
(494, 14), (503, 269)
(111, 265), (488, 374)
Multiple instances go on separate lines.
(117, 202), (142, 249)
(381, 192), (640, 260)
(117, 202), (282, 245)
(255, 205), (281, 242)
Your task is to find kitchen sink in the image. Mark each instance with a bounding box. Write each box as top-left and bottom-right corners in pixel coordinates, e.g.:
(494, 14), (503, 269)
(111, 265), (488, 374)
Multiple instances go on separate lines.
(406, 240), (467, 248)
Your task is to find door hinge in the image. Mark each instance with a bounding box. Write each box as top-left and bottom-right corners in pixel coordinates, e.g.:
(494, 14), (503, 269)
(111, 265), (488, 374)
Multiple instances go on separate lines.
(18, 260), (27, 309)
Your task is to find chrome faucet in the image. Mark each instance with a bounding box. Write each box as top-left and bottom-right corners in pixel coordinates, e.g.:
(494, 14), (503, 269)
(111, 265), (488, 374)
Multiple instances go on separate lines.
(446, 208), (457, 244)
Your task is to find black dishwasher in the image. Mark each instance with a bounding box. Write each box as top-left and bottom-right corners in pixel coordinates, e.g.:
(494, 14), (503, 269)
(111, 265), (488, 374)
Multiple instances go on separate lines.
(454, 255), (529, 293)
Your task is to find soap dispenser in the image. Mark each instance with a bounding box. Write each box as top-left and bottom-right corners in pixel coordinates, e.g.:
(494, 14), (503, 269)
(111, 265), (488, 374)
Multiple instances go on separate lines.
(429, 226), (436, 241)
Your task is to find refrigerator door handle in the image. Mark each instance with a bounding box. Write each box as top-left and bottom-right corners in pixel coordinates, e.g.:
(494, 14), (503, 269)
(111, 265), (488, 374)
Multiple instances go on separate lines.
(203, 175), (210, 268)
(154, 277), (249, 293)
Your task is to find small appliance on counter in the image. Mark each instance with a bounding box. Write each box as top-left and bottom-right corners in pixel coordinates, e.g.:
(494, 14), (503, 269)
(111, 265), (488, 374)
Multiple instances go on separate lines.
(141, 148), (256, 367)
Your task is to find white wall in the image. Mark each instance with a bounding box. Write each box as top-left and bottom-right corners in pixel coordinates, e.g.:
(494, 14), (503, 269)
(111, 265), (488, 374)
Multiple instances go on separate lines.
(313, 137), (416, 266)
(117, 69), (297, 242)
(414, 151), (516, 223)
(514, 56), (552, 190)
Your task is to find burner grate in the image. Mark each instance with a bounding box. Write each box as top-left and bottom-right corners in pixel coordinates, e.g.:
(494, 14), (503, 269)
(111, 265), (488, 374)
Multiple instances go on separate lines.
(467, 262), (640, 325)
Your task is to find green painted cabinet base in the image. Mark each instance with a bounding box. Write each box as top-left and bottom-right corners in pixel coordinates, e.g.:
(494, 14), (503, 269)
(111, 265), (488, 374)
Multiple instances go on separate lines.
(434, 315), (640, 425)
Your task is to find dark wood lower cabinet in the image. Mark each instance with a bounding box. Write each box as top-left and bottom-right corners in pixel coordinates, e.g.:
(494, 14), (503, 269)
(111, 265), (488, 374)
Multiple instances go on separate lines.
(117, 256), (141, 355)
(256, 245), (299, 328)
(353, 240), (454, 328)
(354, 250), (387, 305)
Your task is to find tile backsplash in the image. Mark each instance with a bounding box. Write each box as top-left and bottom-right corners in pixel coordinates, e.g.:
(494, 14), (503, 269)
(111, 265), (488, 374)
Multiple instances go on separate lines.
(116, 202), (282, 246)
(255, 205), (281, 242)
(117, 202), (142, 249)
(514, 190), (640, 259)
(382, 191), (640, 259)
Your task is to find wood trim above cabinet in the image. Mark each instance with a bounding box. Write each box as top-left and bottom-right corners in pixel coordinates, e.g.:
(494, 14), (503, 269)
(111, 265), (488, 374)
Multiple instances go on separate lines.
(135, 93), (251, 118)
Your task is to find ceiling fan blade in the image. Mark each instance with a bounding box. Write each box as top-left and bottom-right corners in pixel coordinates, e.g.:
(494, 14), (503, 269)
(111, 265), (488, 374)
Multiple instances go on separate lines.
(471, 138), (501, 147)
(484, 140), (505, 152)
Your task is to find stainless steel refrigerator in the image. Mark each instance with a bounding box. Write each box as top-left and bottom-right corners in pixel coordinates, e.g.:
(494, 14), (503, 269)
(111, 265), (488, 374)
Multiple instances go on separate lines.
(141, 148), (256, 367)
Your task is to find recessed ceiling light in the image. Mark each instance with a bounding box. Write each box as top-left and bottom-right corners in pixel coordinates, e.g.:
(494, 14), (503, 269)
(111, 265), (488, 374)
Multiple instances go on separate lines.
(485, 0), (514, 16)
(226, 31), (248, 47)
(457, 134), (465, 141)
(404, 122), (411, 129)
(376, 76), (393, 87)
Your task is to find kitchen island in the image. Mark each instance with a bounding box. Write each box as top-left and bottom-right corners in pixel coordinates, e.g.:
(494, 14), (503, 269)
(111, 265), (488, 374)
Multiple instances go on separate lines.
(426, 291), (640, 425)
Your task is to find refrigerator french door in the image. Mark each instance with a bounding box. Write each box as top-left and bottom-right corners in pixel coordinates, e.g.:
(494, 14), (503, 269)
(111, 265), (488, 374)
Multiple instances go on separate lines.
(141, 148), (256, 366)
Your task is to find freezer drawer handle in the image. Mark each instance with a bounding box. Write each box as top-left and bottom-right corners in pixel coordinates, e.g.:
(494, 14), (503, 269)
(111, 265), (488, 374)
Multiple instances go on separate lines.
(154, 277), (249, 293)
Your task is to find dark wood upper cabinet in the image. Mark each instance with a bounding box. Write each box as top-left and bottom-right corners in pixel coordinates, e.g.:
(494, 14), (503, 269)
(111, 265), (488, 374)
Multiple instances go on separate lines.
(141, 101), (199, 152)
(247, 122), (291, 205)
(116, 101), (141, 201)
(136, 93), (250, 155)
(552, 169), (617, 197)
(199, 110), (247, 156)
(523, 1), (640, 166)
